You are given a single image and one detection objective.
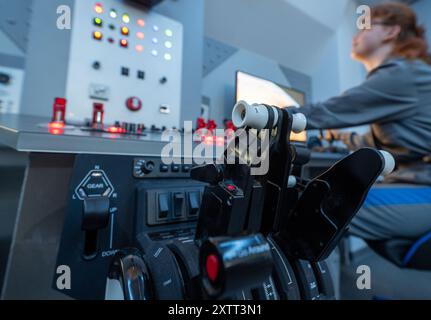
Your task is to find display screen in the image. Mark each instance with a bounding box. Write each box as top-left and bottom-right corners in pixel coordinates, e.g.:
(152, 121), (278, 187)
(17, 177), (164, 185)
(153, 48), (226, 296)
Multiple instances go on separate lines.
(235, 71), (307, 142)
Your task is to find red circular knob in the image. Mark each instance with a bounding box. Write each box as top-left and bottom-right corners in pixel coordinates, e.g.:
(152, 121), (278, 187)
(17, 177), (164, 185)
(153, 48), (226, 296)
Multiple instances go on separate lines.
(126, 97), (142, 112)
(206, 254), (220, 283)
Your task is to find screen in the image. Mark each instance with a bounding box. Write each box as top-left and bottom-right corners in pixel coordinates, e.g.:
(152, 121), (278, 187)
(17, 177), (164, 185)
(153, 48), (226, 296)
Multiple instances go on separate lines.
(235, 71), (307, 142)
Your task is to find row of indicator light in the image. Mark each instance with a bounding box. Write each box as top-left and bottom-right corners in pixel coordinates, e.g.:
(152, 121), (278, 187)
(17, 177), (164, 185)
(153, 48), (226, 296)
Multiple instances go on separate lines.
(93, 20), (173, 48)
(92, 31), (172, 59)
(93, 17), (173, 37)
(94, 3), (173, 37)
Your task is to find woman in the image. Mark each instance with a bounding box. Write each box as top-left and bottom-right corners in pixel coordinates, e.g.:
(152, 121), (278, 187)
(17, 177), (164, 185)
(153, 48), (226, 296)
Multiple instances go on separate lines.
(295, 3), (431, 242)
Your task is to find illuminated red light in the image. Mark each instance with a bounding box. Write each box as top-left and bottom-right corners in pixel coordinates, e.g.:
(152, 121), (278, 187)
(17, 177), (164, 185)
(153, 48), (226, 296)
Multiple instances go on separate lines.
(137, 19), (145, 27)
(120, 39), (128, 47)
(94, 3), (103, 14)
(227, 185), (236, 192)
(49, 128), (64, 135)
(49, 121), (65, 129)
(135, 44), (144, 52)
(203, 135), (214, 145)
(136, 31), (145, 40)
(216, 137), (225, 146)
(107, 126), (125, 134)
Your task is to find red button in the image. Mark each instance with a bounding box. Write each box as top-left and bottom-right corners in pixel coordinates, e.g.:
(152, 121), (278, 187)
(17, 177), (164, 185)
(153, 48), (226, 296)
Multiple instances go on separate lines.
(126, 97), (142, 111)
(206, 254), (220, 283)
(227, 185), (236, 192)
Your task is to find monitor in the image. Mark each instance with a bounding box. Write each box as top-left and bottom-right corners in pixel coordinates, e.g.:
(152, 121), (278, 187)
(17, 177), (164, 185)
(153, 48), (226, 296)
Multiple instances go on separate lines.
(235, 71), (307, 142)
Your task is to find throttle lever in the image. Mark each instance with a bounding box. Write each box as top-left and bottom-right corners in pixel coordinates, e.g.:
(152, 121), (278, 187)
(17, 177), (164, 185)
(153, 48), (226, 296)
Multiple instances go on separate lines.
(107, 248), (152, 300)
(191, 164), (224, 185)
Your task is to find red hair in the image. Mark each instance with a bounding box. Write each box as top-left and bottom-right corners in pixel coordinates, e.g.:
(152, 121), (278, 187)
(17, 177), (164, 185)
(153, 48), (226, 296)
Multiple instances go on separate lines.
(372, 3), (431, 64)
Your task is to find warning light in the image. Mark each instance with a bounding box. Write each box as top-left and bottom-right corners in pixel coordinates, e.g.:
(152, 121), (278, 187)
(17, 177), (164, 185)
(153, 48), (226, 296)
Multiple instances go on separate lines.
(121, 26), (129, 35)
(137, 19), (145, 27)
(216, 137), (225, 147)
(135, 44), (144, 52)
(226, 184), (236, 192)
(110, 9), (117, 18)
(93, 31), (103, 40)
(136, 31), (145, 40)
(107, 126), (126, 134)
(164, 41), (172, 49)
(48, 121), (65, 130)
(203, 135), (214, 145)
(122, 14), (130, 24)
(94, 3), (103, 14)
(94, 17), (103, 26)
(120, 39), (128, 48)
(164, 53), (172, 61)
(151, 49), (158, 56)
(165, 29), (173, 37)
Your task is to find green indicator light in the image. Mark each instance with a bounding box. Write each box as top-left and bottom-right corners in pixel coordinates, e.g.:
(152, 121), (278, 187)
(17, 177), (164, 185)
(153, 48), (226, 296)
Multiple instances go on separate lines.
(94, 17), (103, 26)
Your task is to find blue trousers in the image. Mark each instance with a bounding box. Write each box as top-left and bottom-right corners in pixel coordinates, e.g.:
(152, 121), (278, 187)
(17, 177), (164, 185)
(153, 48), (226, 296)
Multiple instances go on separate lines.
(350, 184), (431, 241)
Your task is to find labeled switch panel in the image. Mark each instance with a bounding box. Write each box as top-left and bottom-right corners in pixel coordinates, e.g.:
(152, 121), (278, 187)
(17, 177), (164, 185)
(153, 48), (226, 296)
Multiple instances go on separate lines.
(65, 0), (183, 128)
(138, 184), (204, 226)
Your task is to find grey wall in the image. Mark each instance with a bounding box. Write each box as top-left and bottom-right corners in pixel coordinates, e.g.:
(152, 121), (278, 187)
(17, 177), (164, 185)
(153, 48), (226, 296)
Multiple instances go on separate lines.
(202, 37), (312, 124)
(413, 0), (431, 46)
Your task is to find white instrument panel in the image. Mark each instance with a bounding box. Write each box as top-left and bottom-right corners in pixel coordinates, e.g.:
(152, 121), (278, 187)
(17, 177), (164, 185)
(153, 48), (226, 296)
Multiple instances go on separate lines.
(65, 0), (183, 128)
(0, 66), (24, 114)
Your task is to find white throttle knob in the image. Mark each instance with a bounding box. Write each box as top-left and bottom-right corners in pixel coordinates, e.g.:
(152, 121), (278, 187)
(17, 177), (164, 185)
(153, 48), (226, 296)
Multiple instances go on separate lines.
(288, 176), (297, 188)
(379, 150), (395, 176)
(291, 113), (307, 133)
(232, 101), (279, 130)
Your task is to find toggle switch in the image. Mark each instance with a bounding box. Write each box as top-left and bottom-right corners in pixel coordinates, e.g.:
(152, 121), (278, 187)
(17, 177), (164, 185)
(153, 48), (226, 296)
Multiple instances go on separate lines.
(188, 191), (201, 216)
(82, 197), (110, 260)
(92, 102), (104, 129)
(158, 193), (170, 219)
(173, 192), (185, 218)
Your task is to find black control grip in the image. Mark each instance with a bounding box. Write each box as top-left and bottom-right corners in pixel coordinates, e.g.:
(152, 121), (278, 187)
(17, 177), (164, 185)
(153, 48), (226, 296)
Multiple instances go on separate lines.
(199, 234), (273, 298)
(108, 248), (152, 300)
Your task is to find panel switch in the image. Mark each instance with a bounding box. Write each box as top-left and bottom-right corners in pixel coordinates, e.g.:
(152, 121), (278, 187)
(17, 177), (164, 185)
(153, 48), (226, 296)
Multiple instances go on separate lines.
(158, 193), (170, 219)
(188, 191), (201, 216)
(173, 192), (185, 218)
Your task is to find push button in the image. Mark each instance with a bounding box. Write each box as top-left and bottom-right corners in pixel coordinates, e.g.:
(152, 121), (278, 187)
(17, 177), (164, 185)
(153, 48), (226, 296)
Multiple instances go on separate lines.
(171, 164), (180, 173)
(126, 97), (142, 111)
(160, 164), (169, 173)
